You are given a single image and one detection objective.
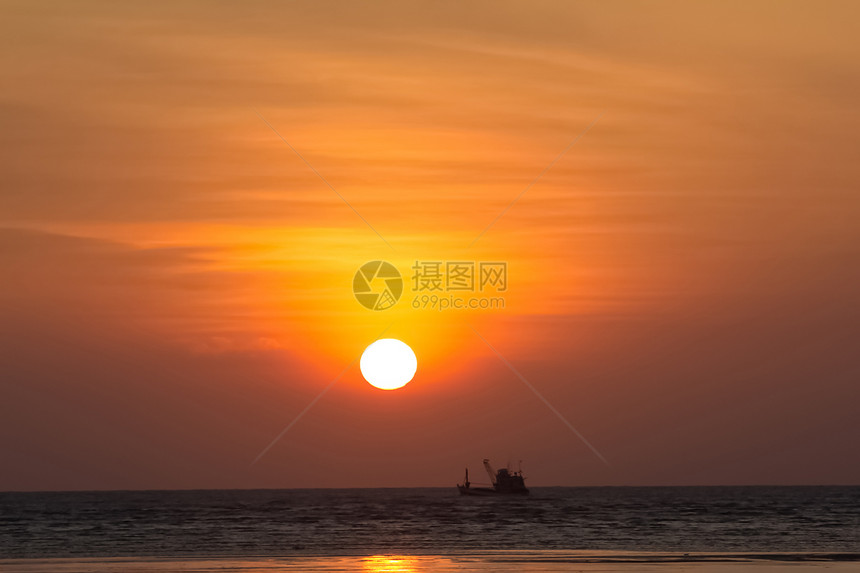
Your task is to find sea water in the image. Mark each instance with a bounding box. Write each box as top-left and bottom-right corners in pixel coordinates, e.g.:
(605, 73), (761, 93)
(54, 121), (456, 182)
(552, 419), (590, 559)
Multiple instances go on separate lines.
(1, 487), (858, 558)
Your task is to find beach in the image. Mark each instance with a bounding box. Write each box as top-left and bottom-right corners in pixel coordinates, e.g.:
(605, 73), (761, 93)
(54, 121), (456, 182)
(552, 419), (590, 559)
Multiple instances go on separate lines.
(3, 554), (860, 572)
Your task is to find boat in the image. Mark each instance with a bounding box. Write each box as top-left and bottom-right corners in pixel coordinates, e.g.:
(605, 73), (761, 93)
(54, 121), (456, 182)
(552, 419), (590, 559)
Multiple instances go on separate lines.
(457, 459), (529, 495)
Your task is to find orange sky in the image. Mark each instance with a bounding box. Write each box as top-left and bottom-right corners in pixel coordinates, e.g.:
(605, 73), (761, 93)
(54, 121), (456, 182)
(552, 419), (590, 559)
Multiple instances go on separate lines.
(1, 1), (859, 490)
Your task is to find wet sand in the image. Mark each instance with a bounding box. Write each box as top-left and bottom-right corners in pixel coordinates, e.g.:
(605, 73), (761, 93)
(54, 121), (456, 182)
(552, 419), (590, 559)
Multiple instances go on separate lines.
(2, 553), (859, 572)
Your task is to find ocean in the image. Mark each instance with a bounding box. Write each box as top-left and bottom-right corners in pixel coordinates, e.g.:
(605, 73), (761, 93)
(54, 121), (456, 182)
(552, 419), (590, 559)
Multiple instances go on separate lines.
(1, 486), (858, 559)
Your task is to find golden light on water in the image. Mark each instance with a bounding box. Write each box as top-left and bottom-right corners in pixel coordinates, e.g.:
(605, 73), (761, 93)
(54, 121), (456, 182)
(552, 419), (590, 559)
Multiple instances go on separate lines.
(361, 556), (420, 572)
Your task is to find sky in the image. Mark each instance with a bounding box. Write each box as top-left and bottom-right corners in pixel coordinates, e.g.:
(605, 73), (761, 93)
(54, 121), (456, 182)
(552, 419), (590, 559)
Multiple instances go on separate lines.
(1, 0), (859, 490)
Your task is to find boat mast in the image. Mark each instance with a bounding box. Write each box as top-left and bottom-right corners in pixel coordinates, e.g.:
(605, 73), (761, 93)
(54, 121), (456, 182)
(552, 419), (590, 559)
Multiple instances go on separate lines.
(482, 459), (497, 485)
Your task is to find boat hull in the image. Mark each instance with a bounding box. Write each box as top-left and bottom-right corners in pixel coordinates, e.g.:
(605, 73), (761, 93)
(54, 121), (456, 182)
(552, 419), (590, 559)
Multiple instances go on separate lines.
(457, 485), (529, 496)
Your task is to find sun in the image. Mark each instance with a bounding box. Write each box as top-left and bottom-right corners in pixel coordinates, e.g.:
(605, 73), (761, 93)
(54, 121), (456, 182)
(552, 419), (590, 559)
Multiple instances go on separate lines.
(360, 338), (418, 390)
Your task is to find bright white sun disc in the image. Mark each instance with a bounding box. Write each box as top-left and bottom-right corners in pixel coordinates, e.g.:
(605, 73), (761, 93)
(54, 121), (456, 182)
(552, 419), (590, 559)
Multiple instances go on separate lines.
(360, 338), (417, 390)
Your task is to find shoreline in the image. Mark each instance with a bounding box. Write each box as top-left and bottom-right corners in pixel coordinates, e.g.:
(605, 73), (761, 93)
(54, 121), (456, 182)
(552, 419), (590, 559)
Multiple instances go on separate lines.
(3, 552), (860, 572)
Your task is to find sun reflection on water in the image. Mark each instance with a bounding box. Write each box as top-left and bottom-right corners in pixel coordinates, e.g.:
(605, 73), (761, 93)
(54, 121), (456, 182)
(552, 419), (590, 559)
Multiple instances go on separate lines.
(361, 555), (421, 572)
